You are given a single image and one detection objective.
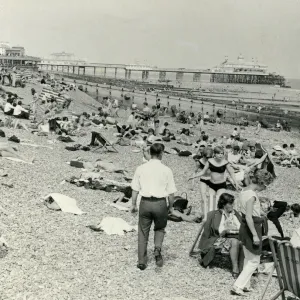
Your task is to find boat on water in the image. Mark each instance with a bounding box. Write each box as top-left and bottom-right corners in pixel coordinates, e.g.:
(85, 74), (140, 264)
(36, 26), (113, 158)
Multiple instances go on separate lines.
(211, 55), (286, 86)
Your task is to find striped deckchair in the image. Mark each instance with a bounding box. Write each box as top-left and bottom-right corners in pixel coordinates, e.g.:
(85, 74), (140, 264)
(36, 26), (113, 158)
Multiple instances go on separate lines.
(260, 237), (300, 300)
(39, 87), (65, 104)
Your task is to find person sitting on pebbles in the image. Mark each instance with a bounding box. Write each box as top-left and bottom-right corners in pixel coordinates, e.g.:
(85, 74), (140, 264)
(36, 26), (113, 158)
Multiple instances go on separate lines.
(13, 101), (30, 119)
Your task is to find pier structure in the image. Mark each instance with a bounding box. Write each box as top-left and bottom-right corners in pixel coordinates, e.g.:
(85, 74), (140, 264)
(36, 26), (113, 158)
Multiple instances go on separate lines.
(38, 62), (284, 85)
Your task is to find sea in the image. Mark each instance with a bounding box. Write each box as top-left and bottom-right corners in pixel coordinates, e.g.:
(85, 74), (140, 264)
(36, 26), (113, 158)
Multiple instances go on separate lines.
(287, 78), (300, 90)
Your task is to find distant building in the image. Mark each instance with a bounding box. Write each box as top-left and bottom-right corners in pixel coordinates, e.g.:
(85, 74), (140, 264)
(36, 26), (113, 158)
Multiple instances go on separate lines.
(41, 52), (86, 65)
(210, 55), (285, 86)
(0, 42), (10, 56)
(5, 46), (25, 57)
(0, 44), (40, 68)
(212, 55), (268, 74)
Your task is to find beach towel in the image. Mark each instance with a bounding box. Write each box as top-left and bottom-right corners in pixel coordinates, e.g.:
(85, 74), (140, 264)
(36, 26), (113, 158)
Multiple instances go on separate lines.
(44, 193), (85, 215)
(95, 217), (137, 236)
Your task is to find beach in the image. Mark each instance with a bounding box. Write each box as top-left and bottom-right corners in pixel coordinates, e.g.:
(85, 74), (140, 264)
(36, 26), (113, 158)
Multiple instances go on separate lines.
(0, 78), (300, 299)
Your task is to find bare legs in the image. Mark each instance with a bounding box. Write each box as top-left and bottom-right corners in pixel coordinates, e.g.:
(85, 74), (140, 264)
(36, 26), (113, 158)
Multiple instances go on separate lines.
(200, 181), (208, 215)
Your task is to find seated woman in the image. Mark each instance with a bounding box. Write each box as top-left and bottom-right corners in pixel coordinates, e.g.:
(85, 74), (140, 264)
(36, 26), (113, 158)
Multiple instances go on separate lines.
(147, 128), (162, 144)
(161, 128), (176, 142)
(195, 193), (242, 278)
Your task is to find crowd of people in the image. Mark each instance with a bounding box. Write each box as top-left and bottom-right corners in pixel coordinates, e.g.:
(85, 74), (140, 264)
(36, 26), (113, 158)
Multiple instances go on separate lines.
(0, 72), (299, 298)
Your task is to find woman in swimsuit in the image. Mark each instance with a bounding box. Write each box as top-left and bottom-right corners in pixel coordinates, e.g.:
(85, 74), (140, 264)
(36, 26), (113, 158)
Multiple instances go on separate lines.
(189, 146), (241, 211)
(193, 147), (213, 215)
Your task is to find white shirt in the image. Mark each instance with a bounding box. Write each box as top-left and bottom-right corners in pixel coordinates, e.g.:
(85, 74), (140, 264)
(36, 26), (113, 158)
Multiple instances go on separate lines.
(219, 211), (240, 234)
(13, 105), (28, 116)
(239, 190), (260, 217)
(4, 102), (14, 113)
(204, 114), (209, 120)
(232, 130), (238, 137)
(131, 159), (177, 198)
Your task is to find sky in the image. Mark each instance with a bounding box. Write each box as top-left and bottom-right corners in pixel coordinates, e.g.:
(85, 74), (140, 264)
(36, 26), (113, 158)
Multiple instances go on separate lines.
(0, 0), (300, 78)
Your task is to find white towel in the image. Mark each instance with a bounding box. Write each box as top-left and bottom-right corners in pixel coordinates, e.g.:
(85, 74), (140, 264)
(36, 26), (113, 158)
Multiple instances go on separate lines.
(44, 193), (85, 215)
(98, 217), (137, 236)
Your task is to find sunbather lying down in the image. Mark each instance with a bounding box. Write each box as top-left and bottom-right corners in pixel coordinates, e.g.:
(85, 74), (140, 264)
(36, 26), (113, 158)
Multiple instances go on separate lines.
(70, 158), (130, 177)
(113, 190), (203, 223)
(0, 142), (34, 164)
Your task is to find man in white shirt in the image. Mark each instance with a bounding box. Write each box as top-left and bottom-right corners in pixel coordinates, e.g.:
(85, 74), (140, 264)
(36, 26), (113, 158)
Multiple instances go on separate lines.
(13, 101), (30, 119)
(131, 143), (177, 270)
(4, 99), (14, 115)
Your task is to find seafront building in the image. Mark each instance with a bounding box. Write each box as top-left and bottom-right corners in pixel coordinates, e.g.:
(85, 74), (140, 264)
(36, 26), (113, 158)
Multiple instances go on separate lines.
(0, 42), (40, 69)
(211, 55), (285, 85)
(41, 52), (86, 66)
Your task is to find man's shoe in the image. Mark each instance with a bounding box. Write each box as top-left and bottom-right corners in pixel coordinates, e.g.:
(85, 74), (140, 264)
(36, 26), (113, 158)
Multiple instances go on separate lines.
(137, 264), (147, 271)
(154, 248), (163, 267)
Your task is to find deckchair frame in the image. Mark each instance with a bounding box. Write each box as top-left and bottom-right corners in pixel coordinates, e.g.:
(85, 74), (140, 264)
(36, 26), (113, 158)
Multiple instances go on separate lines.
(91, 132), (118, 153)
(261, 237), (300, 300)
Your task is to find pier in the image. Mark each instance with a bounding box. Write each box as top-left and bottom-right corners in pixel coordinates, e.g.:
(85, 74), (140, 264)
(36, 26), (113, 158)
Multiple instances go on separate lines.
(38, 62), (284, 85)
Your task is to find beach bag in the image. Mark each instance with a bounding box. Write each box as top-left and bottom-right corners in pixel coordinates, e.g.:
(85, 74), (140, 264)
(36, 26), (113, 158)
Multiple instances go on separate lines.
(168, 192), (188, 222)
(0, 129), (5, 138)
(178, 150), (192, 157)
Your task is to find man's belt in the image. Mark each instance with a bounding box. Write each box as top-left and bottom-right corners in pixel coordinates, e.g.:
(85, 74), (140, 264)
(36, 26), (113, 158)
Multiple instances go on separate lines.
(141, 196), (166, 201)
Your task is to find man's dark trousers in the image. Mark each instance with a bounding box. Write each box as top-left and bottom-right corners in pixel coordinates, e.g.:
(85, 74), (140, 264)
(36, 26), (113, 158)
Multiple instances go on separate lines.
(138, 197), (168, 265)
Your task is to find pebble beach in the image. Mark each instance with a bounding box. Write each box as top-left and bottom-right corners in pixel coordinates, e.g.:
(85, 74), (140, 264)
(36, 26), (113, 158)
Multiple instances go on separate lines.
(0, 79), (300, 300)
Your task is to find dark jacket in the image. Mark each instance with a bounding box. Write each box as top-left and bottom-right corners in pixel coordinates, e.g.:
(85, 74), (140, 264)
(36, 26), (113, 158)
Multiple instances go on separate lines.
(198, 209), (242, 267)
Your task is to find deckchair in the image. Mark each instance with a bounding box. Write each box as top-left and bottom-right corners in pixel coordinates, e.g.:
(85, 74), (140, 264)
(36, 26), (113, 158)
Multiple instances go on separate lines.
(91, 132), (118, 153)
(39, 87), (65, 104)
(189, 222), (205, 257)
(260, 237), (300, 300)
(257, 143), (276, 178)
